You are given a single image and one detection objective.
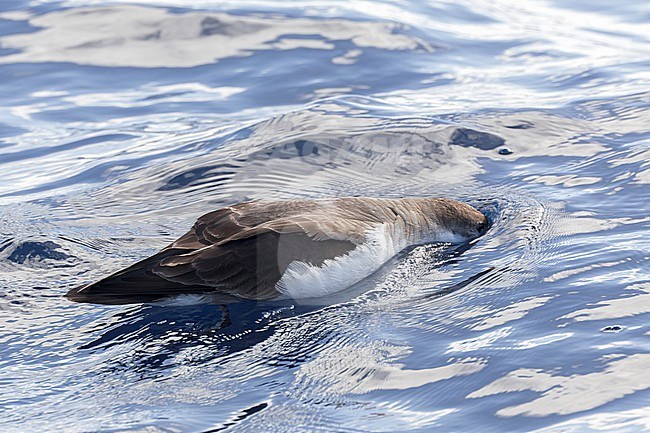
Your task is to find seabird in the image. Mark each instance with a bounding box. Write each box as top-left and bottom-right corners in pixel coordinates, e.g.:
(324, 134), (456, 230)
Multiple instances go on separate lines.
(66, 197), (487, 305)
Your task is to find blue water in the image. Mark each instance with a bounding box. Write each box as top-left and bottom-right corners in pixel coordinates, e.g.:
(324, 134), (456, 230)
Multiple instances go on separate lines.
(1, 1), (649, 432)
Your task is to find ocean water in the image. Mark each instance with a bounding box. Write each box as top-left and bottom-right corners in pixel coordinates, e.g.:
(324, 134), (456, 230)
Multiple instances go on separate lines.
(0, 0), (649, 432)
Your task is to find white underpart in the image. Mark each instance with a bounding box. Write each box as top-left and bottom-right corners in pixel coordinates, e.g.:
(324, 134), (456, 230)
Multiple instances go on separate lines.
(276, 224), (409, 299)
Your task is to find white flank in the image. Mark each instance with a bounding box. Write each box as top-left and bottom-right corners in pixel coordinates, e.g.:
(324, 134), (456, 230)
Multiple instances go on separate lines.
(275, 224), (407, 299)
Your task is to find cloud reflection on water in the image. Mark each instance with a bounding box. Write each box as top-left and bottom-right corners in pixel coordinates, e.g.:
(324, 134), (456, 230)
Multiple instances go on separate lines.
(0, 5), (431, 67)
(468, 353), (650, 417)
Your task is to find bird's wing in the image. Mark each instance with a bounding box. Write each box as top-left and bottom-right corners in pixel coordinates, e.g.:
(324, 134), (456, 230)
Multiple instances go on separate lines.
(67, 208), (368, 303)
(153, 214), (367, 299)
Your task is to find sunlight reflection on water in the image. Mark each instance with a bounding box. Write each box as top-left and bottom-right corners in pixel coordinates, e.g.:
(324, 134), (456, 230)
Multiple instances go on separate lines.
(0, 0), (649, 432)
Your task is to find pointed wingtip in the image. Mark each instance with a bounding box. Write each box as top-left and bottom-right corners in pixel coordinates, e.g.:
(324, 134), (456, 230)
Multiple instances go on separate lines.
(64, 283), (165, 305)
(64, 283), (124, 305)
(64, 283), (90, 303)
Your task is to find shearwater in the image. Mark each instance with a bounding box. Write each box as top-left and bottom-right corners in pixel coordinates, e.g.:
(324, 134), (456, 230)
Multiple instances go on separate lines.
(66, 197), (487, 305)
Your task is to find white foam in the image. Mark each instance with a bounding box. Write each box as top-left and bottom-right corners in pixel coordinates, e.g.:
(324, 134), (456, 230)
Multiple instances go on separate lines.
(150, 293), (214, 306)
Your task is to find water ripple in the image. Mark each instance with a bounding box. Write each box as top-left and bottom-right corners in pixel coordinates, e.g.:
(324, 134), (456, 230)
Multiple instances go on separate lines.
(1, 1), (649, 432)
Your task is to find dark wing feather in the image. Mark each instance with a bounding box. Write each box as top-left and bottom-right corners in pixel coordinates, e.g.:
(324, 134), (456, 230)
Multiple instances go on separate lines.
(66, 202), (360, 304)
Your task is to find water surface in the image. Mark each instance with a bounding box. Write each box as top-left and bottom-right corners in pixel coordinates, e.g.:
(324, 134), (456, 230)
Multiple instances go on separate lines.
(0, 1), (649, 432)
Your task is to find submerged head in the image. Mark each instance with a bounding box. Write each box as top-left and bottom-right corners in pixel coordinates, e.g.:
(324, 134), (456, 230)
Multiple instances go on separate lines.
(425, 198), (488, 243)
